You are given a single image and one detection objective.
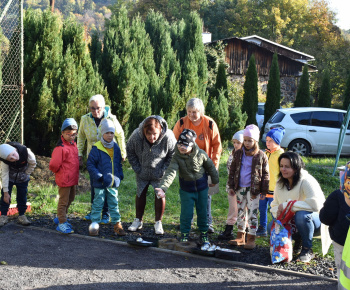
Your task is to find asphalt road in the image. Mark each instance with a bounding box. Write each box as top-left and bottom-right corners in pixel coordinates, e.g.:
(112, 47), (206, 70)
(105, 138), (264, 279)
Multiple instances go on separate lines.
(0, 222), (337, 289)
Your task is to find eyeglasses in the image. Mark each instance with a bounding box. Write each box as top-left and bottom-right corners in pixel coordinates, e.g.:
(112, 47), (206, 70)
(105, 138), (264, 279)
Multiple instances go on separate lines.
(64, 133), (77, 137)
(90, 106), (103, 111)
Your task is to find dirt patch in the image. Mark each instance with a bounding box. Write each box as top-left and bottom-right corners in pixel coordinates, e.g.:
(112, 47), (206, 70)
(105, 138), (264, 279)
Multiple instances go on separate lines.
(31, 155), (90, 194)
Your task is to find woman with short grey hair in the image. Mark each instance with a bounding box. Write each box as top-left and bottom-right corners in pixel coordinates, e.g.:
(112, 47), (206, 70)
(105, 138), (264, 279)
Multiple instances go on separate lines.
(77, 94), (126, 223)
(173, 98), (222, 233)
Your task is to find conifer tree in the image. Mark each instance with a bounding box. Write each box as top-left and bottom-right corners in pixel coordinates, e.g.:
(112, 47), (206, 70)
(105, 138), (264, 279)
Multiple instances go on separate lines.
(343, 74), (350, 110)
(318, 69), (331, 108)
(263, 53), (280, 133)
(294, 65), (310, 107)
(242, 55), (258, 126)
(89, 30), (102, 68)
(208, 90), (229, 138)
(214, 62), (228, 98)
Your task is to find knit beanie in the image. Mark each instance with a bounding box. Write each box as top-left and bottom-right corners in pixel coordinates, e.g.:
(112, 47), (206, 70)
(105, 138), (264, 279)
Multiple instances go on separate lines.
(61, 118), (78, 131)
(100, 119), (115, 135)
(0, 144), (16, 160)
(243, 124), (260, 142)
(266, 127), (285, 145)
(341, 161), (350, 199)
(232, 130), (244, 143)
(177, 129), (197, 147)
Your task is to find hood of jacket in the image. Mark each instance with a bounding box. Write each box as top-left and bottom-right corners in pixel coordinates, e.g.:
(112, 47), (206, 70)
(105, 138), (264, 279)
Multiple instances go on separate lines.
(137, 115), (168, 145)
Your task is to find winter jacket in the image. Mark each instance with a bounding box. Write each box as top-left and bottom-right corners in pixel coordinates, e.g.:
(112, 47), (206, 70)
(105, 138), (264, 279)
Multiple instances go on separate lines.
(77, 106), (126, 159)
(0, 142), (36, 191)
(173, 115), (222, 169)
(319, 189), (350, 246)
(266, 148), (284, 194)
(87, 141), (123, 189)
(270, 169), (325, 218)
(227, 148), (269, 196)
(159, 143), (219, 193)
(126, 116), (176, 197)
(49, 136), (79, 187)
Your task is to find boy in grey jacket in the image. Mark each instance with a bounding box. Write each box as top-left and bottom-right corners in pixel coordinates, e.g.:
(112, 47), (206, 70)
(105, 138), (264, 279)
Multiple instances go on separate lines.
(156, 129), (219, 245)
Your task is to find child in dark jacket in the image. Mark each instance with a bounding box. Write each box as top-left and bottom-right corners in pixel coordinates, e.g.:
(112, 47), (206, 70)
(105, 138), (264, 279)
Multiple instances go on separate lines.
(49, 118), (79, 234)
(156, 129), (219, 245)
(227, 124), (269, 250)
(320, 161), (350, 280)
(87, 118), (126, 236)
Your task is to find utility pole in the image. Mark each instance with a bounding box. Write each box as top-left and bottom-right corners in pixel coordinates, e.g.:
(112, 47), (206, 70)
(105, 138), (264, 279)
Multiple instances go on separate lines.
(49, 0), (55, 12)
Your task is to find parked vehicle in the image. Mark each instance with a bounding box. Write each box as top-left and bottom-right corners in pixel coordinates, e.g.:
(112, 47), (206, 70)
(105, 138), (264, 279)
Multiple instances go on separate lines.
(256, 103), (265, 130)
(262, 107), (350, 156)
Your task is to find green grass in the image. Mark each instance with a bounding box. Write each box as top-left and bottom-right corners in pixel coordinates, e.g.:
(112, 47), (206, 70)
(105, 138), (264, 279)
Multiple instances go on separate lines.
(21, 149), (346, 259)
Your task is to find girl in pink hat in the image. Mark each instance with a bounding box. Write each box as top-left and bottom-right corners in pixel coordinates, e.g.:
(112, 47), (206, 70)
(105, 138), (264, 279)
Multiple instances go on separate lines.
(227, 124), (269, 249)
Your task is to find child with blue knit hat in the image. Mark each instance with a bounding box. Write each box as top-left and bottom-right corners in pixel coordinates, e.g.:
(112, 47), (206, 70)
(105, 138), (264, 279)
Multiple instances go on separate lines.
(49, 118), (79, 234)
(256, 127), (285, 237)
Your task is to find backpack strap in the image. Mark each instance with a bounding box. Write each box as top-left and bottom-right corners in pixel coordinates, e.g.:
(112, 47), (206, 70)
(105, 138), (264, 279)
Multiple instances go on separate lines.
(209, 120), (213, 130)
(180, 118), (184, 127)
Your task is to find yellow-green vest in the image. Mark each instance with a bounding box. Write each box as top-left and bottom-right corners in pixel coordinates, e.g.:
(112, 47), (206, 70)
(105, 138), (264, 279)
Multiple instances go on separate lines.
(339, 227), (350, 290)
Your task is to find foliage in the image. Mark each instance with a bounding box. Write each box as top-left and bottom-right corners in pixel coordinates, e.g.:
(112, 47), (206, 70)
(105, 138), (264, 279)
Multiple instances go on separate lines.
(242, 55), (258, 126)
(294, 65), (310, 107)
(318, 69), (331, 108)
(23, 9), (107, 155)
(263, 53), (280, 134)
(343, 74), (350, 110)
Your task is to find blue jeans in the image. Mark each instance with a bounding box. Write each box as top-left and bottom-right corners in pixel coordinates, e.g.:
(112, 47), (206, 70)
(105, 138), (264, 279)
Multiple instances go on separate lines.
(90, 175), (108, 216)
(268, 211), (321, 249)
(91, 187), (120, 224)
(1, 180), (29, 216)
(259, 196), (273, 228)
(180, 188), (209, 234)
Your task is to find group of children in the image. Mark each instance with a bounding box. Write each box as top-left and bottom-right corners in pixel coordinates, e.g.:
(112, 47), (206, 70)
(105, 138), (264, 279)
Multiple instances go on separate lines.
(0, 116), (285, 246)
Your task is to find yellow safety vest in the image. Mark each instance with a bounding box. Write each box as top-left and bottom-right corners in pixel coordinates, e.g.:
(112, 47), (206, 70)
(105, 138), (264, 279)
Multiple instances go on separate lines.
(339, 227), (350, 290)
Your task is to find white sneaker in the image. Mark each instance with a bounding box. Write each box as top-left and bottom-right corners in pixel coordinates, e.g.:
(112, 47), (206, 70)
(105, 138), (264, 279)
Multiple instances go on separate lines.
(0, 215), (8, 226)
(128, 218), (143, 232)
(18, 215), (31, 226)
(154, 220), (164, 235)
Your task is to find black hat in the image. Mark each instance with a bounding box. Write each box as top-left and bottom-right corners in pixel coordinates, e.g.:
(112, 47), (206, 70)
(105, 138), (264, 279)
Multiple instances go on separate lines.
(177, 129), (197, 147)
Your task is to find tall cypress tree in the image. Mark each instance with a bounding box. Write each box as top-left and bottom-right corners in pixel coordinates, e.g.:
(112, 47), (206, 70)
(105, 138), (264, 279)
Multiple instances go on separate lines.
(263, 53), (280, 133)
(89, 30), (102, 68)
(318, 69), (331, 108)
(214, 62), (228, 98)
(343, 74), (350, 110)
(242, 55), (258, 126)
(294, 65), (310, 107)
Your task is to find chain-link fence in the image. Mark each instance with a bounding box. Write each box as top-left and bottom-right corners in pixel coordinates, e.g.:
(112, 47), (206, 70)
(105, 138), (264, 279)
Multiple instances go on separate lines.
(0, 0), (23, 144)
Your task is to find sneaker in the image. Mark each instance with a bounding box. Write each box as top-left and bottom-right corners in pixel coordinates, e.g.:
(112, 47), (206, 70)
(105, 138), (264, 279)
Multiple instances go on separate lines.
(18, 215), (31, 226)
(256, 225), (267, 237)
(208, 224), (215, 234)
(54, 217), (72, 228)
(154, 220), (164, 235)
(128, 218), (143, 232)
(297, 248), (315, 263)
(84, 212), (91, 221)
(180, 233), (189, 242)
(56, 222), (74, 234)
(100, 214), (110, 225)
(114, 222), (126, 236)
(200, 231), (209, 244)
(0, 215), (9, 226)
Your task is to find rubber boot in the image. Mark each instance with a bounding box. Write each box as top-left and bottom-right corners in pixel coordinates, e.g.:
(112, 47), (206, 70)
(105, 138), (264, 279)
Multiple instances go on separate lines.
(228, 231), (245, 246)
(218, 225), (234, 240)
(244, 234), (256, 250)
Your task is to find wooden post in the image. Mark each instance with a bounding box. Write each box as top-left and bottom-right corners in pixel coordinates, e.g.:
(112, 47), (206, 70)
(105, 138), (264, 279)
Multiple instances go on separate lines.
(50, 0), (55, 12)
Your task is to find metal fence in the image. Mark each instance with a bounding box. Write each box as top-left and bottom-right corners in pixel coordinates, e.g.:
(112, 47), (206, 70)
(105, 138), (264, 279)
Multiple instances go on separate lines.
(0, 0), (23, 144)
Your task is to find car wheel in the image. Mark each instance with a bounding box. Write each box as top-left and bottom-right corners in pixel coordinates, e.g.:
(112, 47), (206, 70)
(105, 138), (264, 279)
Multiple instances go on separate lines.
(288, 139), (311, 156)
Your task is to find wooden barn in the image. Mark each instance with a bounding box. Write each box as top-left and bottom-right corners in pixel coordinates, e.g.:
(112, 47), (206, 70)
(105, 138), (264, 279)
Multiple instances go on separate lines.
(208, 35), (316, 104)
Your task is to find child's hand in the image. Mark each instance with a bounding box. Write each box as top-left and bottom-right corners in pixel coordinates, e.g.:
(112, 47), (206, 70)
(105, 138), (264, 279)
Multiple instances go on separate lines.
(276, 203), (284, 217)
(228, 189), (235, 196)
(208, 183), (217, 187)
(3, 192), (10, 204)
(260, 194), (266, 200)
(155, 188), (165, 199)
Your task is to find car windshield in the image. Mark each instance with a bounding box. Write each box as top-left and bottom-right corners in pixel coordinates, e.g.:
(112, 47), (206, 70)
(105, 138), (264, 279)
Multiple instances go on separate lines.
(257, 105), (264, 115)
(268, 111), (285, 123)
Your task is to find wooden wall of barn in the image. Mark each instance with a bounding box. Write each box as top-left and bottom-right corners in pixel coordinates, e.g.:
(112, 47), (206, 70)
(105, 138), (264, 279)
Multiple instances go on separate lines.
(223, 38), (304, 77)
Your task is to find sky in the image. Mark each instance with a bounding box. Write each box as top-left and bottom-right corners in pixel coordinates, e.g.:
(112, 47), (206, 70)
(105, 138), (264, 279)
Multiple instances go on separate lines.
(328, 0), (350, 30)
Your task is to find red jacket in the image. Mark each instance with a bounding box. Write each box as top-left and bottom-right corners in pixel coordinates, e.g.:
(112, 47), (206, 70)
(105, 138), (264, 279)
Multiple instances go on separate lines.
(49, 136), (79, 187)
